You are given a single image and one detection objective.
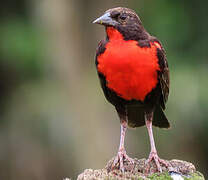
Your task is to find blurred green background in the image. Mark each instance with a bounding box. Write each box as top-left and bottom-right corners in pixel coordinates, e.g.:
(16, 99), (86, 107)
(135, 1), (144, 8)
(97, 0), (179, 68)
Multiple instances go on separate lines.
(0, 0), (207, 179)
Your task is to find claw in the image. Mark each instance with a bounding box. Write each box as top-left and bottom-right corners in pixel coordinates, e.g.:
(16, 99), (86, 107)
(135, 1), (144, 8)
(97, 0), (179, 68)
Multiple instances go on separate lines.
(110, 150), (134, 172)
(145, 151), (169, 173)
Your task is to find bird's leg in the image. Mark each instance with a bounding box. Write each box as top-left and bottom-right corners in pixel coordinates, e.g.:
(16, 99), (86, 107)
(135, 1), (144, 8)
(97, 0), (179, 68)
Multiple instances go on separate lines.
(112, 120), (134, 172)
(145, 111), (168, 173)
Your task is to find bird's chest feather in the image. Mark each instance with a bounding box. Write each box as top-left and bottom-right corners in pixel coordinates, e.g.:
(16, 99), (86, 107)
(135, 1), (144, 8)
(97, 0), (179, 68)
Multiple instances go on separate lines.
(97, 31), (160, 101)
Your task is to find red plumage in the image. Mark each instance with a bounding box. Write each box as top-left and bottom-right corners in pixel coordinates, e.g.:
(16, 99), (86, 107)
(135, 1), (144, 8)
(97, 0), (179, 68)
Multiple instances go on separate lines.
(98, 27), (160, 101)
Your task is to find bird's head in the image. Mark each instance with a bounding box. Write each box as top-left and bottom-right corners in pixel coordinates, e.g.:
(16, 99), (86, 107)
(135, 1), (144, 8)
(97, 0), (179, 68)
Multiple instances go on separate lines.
(93, 7), (149, 41)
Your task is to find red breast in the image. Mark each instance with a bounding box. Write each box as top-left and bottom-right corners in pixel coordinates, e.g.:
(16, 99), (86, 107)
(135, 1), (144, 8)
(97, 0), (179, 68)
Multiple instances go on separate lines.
(97, 27), (161, 101)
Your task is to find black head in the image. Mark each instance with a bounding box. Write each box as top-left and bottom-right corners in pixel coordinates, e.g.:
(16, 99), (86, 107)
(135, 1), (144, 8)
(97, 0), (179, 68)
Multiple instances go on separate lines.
(93, 7), (149, 41)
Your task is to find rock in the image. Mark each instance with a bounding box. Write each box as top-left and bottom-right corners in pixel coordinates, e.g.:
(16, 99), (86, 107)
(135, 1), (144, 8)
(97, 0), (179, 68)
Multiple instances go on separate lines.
(77, 158), (205, 180)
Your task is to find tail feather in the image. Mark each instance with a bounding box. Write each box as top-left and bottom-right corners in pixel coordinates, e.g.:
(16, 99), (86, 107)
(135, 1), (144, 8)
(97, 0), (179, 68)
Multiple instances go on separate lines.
(126, 105), (170, 128)
(127, 105), (145, 128)
(153, 106), (170, 128)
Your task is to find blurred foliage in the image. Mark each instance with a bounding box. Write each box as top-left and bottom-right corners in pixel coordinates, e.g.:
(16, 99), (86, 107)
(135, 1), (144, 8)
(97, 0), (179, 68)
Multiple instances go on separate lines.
(0, 19), (44, 79)
(0, 0), (207, 179)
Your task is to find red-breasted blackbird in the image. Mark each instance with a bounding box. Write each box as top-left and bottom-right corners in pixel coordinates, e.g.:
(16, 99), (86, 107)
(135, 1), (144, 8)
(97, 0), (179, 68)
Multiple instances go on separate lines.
(93, 7), (170, 173)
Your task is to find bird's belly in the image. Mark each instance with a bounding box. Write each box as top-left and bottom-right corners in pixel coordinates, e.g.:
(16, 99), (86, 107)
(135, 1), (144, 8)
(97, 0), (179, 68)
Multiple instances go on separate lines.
(98, 40), (160, 101)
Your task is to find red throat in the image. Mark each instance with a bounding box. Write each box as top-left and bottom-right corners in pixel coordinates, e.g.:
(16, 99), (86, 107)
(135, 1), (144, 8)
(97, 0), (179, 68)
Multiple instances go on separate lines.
(106, 27), (123, 40)
(98, 27), (160, 101)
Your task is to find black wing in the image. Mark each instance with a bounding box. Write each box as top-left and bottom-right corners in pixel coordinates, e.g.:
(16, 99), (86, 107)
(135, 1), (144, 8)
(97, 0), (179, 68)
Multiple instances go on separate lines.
(156, 45), (170, 110)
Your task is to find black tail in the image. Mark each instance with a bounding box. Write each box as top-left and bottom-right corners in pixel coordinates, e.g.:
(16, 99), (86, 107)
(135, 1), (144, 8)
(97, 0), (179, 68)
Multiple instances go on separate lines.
(152, 106), (170, 128)
(126, 105), (170, 128)
(127, 105), (145, 128)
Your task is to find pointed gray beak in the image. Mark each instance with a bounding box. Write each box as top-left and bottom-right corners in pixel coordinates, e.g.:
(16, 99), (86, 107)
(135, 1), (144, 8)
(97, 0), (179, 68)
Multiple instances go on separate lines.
(93, 12), (118, 26)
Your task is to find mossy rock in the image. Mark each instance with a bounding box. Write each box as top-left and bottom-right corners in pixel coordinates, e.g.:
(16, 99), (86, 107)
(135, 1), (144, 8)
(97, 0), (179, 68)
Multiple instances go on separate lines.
(77, 169), (204, 180)
(77, 158), (205, 180)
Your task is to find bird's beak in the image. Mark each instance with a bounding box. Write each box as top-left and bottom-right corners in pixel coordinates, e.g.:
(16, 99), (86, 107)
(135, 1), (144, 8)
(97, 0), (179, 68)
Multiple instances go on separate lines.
(93, 12), (118, 26)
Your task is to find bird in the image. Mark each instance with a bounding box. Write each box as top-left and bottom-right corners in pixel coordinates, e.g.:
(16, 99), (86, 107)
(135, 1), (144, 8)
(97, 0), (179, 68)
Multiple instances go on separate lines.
(93, 7), (170, 173)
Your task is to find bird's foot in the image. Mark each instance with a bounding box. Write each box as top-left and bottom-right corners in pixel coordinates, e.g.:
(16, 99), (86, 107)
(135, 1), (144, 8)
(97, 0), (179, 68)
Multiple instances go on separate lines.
(110, 149), (135, 172)
(145, 151), (169, 173)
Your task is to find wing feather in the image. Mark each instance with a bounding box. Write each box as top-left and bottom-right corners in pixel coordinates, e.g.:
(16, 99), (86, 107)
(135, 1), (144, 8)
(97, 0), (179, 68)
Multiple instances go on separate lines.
(156, 43), (170, 110)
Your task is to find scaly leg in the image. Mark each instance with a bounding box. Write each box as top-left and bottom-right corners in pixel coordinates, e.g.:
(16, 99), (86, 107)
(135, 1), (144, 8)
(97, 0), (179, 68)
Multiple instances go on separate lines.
(145, 112), (168, 173)
(111, 121), (134, 172)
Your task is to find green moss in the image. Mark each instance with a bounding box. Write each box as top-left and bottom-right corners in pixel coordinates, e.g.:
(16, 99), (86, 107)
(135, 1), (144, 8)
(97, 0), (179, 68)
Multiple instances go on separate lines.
(184, 172), (205, 180)
(147, 172), (172, 180)
(145, 172), (205, 180)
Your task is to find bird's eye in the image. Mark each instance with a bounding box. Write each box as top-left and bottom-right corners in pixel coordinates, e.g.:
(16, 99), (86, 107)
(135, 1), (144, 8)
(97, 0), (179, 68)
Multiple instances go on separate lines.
(119, 14), (127, 20)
